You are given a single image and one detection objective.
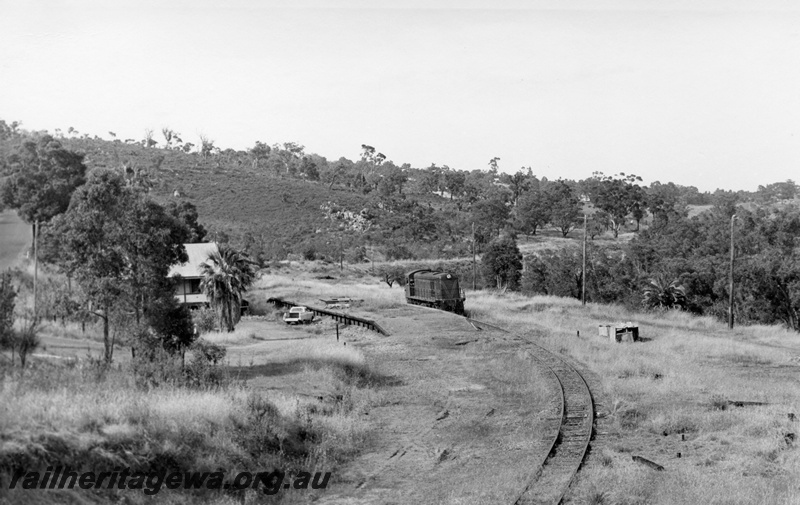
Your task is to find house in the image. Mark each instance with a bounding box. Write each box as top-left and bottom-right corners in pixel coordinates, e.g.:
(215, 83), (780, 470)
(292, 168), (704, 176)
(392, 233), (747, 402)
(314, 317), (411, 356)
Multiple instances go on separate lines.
(168, 242), (219, 308)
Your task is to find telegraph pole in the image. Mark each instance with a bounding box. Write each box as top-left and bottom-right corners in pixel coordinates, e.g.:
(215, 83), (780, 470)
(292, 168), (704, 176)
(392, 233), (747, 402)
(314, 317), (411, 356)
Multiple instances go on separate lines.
(472, 222), (476, 290)
(33, 220), (39, 320)
(582, 214), (587, 306)
(728, 214), (736, 329)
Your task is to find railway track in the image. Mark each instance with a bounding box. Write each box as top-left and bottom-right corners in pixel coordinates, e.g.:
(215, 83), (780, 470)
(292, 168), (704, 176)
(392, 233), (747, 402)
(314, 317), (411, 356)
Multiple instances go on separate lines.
(467, 318), (595, 505)
(269, 293), (594, 503)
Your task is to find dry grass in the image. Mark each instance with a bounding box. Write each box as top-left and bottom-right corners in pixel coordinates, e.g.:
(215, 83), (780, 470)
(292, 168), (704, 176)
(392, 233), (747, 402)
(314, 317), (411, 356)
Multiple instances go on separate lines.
(0, 324), (379, 504)
(464, 290), (800, 504)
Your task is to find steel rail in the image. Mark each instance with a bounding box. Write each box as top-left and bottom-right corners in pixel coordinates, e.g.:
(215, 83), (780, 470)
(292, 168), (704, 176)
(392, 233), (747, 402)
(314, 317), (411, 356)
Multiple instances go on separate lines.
(467, 318), (595, 505)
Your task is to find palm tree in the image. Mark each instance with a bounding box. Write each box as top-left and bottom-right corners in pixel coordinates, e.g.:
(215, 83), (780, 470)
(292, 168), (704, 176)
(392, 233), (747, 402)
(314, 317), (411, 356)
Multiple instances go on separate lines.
(642, 275), (687, 310)
(199, 244), (256, 332)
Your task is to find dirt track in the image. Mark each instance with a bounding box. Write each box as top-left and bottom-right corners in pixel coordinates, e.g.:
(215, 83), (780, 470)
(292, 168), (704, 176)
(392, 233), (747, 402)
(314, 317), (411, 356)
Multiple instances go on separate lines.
(311, 305), (555, 505)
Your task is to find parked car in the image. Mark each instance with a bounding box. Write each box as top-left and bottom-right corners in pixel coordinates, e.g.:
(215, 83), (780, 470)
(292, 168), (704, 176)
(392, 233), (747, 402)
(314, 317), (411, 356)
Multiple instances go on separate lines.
(283, 306), (314, 325)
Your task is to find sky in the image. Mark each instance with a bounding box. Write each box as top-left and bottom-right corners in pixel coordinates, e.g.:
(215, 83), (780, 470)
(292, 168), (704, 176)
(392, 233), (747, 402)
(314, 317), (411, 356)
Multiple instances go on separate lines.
(2, 0), (799, 192)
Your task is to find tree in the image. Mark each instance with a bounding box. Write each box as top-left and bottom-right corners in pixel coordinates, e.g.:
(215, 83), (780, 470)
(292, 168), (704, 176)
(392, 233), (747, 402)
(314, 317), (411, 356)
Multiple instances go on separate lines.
(377, 164), (408, 197)
(0, 119), (22, 141)
(515, 188), (550, 236)
(199, 244), (257, 332)
(546, 180), (581, 237)
(756, 180), (798, 203)
(583, 172), (644, 238)
(377, 265), (406, 287)
(481, 235), (522, 290)
(711, 190), (739, 219)
(488, 157), (500, 175)
(46, 170), (189, 362)
(268, 142), (305, 175)
(360, 144), (376, 162)
(299, 156), (322, 181)
(199, 135), (215, 158)
(143, 129), (157, 148)
(1, 135), (87, 240)
(471, 196), (510, 243)
(146, 294), (195, 365)
(319, 158), (352, 190)
(442, 169), (466, 200)
(521, 249), (583, 298)
(420, 164), (443, 194)
(161, 127), (175, 149)
(587, 210), (610, 239)
(647, 181), (686, 228)
(249, 141), (271, 169)
(507, 169), (531, 206)
(165, 200), (207, 242)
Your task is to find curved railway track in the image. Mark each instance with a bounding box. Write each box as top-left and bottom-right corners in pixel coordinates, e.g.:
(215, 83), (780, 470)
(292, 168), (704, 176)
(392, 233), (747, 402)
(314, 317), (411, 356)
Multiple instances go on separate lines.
(467, 318), (595, 505)
(268, 295), (594, 504)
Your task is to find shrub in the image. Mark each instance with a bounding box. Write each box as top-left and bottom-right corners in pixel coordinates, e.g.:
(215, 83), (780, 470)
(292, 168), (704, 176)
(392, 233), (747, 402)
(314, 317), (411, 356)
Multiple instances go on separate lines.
(303, 246), (317, 261)
(131, 331), (228, 389)
(131, 330), (184, 388)
(642, 275), (687, 310)
(710, 394), (729, 411)
(346, 245), (367, 263)
(191, 339), (227, 364)
(0, 271), (16, 355)
(386, 243), (414, 260)
(146, 295), (195, 353)
(192, 307), (217, 334)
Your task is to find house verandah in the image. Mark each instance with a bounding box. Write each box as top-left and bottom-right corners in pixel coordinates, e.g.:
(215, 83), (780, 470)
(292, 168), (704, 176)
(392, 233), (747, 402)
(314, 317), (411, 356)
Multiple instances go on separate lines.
(167, 242), (252, 316)
(168, 242), (219, 309)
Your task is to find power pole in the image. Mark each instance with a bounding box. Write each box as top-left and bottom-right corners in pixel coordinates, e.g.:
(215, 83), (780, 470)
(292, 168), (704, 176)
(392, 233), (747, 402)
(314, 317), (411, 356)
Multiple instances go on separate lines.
(728, 214), (736, 329)
(33, 220), (39, 320)
(472, 222), (476, 290)
(582, 214), (587, 306)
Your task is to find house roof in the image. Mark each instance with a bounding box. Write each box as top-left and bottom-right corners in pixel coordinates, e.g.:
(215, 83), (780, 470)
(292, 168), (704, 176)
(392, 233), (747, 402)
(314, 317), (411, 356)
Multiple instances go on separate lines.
(168, 242), (219, 278)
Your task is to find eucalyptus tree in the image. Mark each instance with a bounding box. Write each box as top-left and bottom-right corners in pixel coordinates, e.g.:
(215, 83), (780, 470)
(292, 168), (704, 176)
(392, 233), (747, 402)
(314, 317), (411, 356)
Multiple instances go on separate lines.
(545, 180), (582, 237)
(46, 169), (189, 362)
(0, 134), (87, 240)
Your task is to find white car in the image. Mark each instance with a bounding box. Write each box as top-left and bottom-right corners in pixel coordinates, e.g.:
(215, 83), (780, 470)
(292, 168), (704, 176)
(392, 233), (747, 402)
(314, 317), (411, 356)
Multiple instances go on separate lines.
(283, 306), (314, 325)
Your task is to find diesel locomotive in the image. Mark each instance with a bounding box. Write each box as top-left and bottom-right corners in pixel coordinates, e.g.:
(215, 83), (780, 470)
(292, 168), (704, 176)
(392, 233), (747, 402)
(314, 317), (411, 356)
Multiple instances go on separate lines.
(404, 269), (466, 315)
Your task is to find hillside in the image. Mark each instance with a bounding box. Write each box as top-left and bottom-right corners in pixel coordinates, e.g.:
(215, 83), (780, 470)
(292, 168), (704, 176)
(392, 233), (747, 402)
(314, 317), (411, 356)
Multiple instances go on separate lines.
(38, 136), (379, 261)
(5, 125), (800, 330)
(155, 168), (371, 261)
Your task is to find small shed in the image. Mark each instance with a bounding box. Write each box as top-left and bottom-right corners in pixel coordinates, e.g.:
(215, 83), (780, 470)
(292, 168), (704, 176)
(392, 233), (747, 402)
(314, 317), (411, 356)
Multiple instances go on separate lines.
(600, 322), (639, 343)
